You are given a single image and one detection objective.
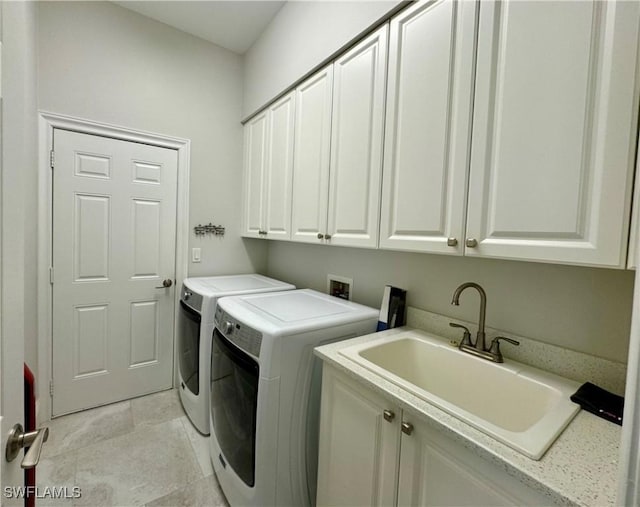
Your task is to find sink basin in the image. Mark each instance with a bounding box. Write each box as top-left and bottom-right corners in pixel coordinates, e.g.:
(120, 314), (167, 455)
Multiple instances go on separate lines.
(339, 330), (581, 459)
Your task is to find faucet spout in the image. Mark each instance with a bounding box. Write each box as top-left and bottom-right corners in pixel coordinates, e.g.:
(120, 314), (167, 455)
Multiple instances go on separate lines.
(451, 282), (487, 351)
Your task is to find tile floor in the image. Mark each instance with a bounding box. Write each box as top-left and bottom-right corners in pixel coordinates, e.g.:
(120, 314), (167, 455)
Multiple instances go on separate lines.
(38, 389), (229, 507)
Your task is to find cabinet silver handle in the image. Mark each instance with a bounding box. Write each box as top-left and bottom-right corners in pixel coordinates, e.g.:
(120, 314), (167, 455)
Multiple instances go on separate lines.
(447, 237), (458, 247)
(401, 421), (414, 435)
(324, 234), (332, 240)
(383, 410), (395, 422)
(317, 233), (324, 239)
(465, 238), (478, 248)
(6, 423), (49, 469)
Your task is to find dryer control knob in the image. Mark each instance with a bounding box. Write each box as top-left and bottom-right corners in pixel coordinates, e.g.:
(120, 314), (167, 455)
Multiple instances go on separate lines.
(183, 290), (192, 300)
(224, 321), (234, 335)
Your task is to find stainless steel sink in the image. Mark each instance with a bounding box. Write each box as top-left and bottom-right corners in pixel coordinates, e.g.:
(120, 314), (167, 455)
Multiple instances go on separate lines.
(339, 330), (581, 459)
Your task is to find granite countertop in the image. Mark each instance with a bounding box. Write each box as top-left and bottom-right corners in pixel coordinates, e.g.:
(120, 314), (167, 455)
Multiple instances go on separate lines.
(314, 327), (622, 507)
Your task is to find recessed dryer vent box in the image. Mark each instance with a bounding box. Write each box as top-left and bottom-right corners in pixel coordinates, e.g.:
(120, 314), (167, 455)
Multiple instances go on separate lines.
(327, 274), (353, 301)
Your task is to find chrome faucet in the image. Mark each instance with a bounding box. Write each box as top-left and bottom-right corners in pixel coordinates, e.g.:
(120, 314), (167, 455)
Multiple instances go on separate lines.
(450, 282), (519, 363)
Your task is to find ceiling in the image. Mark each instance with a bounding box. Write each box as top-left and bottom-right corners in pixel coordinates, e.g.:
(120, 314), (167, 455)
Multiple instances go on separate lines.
(114, 1), (286, 54)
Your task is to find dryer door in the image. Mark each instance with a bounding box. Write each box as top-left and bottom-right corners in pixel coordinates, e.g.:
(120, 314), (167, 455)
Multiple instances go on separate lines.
(210, 328), (259, 487)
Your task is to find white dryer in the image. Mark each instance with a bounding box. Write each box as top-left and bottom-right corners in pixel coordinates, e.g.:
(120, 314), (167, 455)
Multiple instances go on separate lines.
(209, 289), (378, 506)
(177, 274), (294, 434)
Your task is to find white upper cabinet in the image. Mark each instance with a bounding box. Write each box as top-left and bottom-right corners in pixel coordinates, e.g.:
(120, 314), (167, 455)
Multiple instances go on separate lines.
(243, 110), (268, 238)
(327, 24), (389, 248)
(291, 65), (334, 243)
(243, 92), (296, 240)
(379, 0), (477, 255)
(465, 0), (639, 267)
(264, 92), (296, 239)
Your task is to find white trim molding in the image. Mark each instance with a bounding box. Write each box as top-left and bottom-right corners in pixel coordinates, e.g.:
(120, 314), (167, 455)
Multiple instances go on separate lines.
(37, 111), (191, 422)
(618, 261), (640, 505)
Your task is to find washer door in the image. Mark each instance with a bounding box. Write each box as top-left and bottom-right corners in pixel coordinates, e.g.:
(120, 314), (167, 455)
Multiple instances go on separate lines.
(210, 327), (259, 487)
(178, 300), (201, 395)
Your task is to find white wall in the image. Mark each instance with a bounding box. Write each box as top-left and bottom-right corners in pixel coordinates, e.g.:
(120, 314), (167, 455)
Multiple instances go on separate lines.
(266, 242), (634, 363)
(242, 0), (402, 118)
(2, 1), (38, 378)
(37, 1), (267, 279)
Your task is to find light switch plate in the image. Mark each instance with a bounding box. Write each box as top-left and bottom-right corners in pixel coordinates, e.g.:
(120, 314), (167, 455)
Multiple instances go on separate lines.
(192, 248), (201, 263)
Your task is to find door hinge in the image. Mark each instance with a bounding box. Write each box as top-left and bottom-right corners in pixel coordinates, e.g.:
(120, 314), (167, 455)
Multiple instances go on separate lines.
(49, 150), (55, 169)
(49, 380), (54, 397)
(49, 267), (54, 285)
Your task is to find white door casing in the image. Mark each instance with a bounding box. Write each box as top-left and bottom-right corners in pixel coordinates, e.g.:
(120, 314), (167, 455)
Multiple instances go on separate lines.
(290, 65), (334, 244)
(51, 129), (178, 416)
(465, 0), (640, 267)
(327, 25), (388, 248)
(379, 0), (476, 255)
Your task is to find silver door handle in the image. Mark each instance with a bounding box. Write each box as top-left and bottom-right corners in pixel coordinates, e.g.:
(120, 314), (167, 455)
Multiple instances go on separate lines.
(6, 423), (49, 469)
(155, 279), (173, 289)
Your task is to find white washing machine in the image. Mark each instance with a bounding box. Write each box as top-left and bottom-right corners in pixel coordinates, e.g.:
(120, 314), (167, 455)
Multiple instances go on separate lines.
(209, 289), (378, 506)
(177, 274), (295, 434)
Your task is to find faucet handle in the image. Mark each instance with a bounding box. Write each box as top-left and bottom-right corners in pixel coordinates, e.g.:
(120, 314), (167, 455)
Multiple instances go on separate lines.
(488, 336), (520, 361)
(449, 322), (473, 347)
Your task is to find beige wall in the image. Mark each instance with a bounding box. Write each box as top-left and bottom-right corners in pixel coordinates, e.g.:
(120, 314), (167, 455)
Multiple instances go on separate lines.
(242, 0), (403, 118)
(266, 241), (634, 363)
(37, 1), (267, 280)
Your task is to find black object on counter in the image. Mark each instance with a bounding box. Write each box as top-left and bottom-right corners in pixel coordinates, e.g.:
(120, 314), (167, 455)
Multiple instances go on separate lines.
(570, 382), (624, 426)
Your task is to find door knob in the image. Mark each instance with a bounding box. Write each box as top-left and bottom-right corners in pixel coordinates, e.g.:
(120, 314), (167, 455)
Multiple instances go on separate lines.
(155, 279), (173, 289)
(317, 233), (324, 240)
(6, 423), (49, 469)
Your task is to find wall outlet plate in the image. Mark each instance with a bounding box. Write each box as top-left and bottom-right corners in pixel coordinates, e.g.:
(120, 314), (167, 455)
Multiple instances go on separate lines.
(327, 274), (353, 301)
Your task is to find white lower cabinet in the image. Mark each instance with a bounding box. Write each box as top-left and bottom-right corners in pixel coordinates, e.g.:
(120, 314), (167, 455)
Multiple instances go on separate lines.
(317, 365), (556, 507)
(316, 365), (400, 506)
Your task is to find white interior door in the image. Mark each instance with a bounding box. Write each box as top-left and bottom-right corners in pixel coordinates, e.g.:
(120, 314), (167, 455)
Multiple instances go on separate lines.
(52, 129), (178, 417)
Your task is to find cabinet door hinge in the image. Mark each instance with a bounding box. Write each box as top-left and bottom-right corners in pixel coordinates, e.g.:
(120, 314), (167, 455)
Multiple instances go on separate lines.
(49, 380), (54, 397)
(49, 267), (54, 285)
(49, 150), (55, 169)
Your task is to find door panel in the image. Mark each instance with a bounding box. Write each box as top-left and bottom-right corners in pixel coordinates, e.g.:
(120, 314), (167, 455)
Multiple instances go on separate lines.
(264, 91), (295, 239)
(466, 0), (639, 266)
(379, 0), (476, 254)
(242, 112), (268, 238)
(317, 366), (399, 507)
(52, 129), (178, 416)
(327, 25), (388, 248)
(291, 65), (334, 244)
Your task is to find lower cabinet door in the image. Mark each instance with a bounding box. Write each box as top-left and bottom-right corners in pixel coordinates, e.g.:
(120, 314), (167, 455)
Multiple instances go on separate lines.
(316, 366), (400, 507)
(397, 416), (556, 506)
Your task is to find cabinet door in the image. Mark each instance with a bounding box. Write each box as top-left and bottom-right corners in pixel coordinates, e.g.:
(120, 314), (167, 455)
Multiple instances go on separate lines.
(242, 111), (269, 237)
(291, 65), (334, 244)
(627, 136), (640, 269)
(466, 0), (640, 267)
(326, 25), (388, 248)
(379, 0), (476, 255)
(264, 91), (296, 240)
(398, 416), (556, 506)
(316, 366), (400, 507)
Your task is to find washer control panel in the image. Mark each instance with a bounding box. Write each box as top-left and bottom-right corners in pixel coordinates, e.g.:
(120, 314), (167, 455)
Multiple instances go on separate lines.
(215, 307), (262, 358)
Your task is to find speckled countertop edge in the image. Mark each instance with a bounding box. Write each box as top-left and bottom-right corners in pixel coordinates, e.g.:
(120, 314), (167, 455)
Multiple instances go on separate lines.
(314, 328), (622, 507)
